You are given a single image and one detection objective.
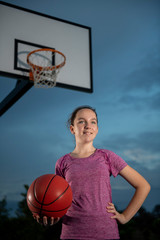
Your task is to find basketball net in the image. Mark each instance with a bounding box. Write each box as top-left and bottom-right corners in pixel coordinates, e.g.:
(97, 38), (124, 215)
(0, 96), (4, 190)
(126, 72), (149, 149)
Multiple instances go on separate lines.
(27, 49), (66, 88)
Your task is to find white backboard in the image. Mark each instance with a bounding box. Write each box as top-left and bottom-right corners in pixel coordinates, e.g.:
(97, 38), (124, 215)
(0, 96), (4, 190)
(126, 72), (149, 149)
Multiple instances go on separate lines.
(0, 1), (93, 93)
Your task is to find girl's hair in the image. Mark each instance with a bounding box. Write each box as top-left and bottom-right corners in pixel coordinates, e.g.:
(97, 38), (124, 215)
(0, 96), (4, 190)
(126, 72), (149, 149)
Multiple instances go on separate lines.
(67, 105), (98, 127)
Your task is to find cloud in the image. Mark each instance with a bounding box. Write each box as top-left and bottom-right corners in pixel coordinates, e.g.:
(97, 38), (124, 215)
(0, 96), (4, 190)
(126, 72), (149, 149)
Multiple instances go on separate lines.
(123, 45), (160, 92)
(97, 85), (160, 114)
(150, 92), (160, 110)
(109, 44), (160, 112)
(110, 164), (160, 212)
(124, 66), (160, 92)
(118, 91), (160, 111)
(99, 131), (160, 170)
(123, 149), (160, 169)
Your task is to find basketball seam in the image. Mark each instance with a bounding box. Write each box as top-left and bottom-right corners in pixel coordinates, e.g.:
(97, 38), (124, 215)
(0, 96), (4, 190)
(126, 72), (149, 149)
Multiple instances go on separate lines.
(27, 198), (71, 212)
(33, 175), (57, 216)
(33, 175), (56, 204)
(40, 175), (57, 215)
(32, 174), (72, 217)
(34, 177), (70, 205)
(47, 184), (70, 205)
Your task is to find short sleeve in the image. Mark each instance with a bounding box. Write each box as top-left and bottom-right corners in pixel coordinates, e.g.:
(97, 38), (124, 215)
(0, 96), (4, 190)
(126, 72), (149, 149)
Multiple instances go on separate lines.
(104, 150), (128, 177)
(55, 156), (66, 178)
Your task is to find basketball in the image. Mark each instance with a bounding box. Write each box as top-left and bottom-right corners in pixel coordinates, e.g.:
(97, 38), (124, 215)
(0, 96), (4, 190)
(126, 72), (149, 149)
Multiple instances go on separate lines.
(27, 174), (72, 218)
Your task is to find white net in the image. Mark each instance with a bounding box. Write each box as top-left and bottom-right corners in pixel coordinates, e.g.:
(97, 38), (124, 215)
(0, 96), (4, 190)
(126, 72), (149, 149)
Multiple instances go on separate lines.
(30, 66), (59, 88)
(27, 49), (66, 88)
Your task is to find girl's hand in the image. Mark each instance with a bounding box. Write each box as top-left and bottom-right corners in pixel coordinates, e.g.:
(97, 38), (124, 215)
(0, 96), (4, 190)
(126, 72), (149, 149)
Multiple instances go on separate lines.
(33, 214), (60, 226)
(106, 202), (127, 224)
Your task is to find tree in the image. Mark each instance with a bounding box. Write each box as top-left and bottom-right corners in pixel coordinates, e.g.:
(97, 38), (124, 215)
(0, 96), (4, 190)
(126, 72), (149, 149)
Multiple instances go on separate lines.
(0, 196), (9, 220)
(15, 184), (32, 219)
(152, 204), (160, 218)
(3, 184), (159, 240)
(0, 197), (11, 239)
(14, 184), (62, 240)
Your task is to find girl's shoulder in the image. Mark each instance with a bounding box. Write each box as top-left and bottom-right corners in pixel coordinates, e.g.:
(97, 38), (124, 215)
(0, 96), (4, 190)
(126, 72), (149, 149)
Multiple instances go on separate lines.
(97, 149), (127, 177)
(96, 149), (127, 164)
(56, 153), (71, 167)
(96, 148), (114, 157)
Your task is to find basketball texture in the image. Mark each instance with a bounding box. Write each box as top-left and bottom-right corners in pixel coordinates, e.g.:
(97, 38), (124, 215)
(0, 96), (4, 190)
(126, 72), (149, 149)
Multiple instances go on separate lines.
(27, 174), (72, 218)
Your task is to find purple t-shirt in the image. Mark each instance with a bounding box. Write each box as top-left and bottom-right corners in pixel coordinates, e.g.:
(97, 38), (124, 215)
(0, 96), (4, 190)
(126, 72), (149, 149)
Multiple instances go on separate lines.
(55, 149), (127, 239)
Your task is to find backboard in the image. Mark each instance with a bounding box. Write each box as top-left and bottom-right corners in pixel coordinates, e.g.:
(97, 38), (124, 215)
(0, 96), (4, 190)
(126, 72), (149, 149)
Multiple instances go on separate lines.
(0, 1), (93, 116)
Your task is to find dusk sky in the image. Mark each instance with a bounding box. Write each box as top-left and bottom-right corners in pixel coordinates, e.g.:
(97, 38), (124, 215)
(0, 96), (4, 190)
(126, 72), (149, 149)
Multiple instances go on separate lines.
(0, 0), (160, 216)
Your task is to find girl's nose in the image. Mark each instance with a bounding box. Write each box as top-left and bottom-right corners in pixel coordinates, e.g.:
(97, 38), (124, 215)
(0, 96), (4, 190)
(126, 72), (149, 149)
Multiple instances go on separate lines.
(84, 122), (91, 128)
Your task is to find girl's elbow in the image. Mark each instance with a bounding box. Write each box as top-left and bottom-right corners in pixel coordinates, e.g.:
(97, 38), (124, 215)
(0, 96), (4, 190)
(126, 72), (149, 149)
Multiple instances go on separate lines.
(138, 180), (151, 195)
(142, 180), (151, 195)
(146, 182), (151, 193)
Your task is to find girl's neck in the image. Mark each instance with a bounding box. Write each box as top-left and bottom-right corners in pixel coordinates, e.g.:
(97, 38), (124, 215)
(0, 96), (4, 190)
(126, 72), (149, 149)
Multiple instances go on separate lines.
(71, 144), (96, 158)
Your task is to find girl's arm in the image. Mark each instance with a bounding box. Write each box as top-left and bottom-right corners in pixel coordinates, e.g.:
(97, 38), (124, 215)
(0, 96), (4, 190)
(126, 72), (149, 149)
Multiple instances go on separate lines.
(107, 165), (151, 224)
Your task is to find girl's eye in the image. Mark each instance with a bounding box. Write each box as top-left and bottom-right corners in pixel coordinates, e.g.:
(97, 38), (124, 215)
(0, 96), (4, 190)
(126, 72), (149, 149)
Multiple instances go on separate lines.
(78, 120), (84, 124)
(91, 121), (96, 124)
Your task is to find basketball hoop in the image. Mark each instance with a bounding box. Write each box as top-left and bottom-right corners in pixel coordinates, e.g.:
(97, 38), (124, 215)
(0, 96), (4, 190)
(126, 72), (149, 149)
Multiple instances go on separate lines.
(27, 48), (66, 88)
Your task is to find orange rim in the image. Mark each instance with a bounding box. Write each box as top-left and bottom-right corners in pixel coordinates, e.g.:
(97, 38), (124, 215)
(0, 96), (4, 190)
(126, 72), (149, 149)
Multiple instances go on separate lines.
(27, 48), (66, 71)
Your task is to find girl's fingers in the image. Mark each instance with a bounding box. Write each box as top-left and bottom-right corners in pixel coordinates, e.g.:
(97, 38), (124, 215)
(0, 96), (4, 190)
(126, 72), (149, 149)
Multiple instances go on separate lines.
(106, 202), (115, 210)
(36, 215), (40, 223)
(106, 203), (118, 215)
(54, 217), (60, 224)
(33, 214), (60, 226)
(43, 216), (48, 225)
(50, 217), (54, 225)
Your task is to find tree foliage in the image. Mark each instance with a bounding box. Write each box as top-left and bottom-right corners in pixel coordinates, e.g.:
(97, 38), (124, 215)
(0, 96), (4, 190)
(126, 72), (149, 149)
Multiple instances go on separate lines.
(0, 185), (62, 240)
(118, 206), (160, 240)
(0, 185), (159, 240)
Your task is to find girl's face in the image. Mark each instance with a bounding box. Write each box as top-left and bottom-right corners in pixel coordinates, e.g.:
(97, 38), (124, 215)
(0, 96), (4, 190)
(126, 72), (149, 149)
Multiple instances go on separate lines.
(70, 108), (98, 144)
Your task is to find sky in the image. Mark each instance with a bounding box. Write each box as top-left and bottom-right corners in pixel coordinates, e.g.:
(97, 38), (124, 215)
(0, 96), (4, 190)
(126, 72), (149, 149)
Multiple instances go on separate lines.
(0, 0), (160, 216)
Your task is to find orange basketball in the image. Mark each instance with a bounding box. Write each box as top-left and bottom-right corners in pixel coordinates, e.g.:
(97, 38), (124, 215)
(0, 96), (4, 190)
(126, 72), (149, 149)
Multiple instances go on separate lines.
(27, 174), (72, 218)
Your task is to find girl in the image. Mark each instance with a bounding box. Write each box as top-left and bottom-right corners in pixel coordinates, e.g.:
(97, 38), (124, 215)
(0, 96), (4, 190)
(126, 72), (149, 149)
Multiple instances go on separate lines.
(35, 106), (150, 240)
